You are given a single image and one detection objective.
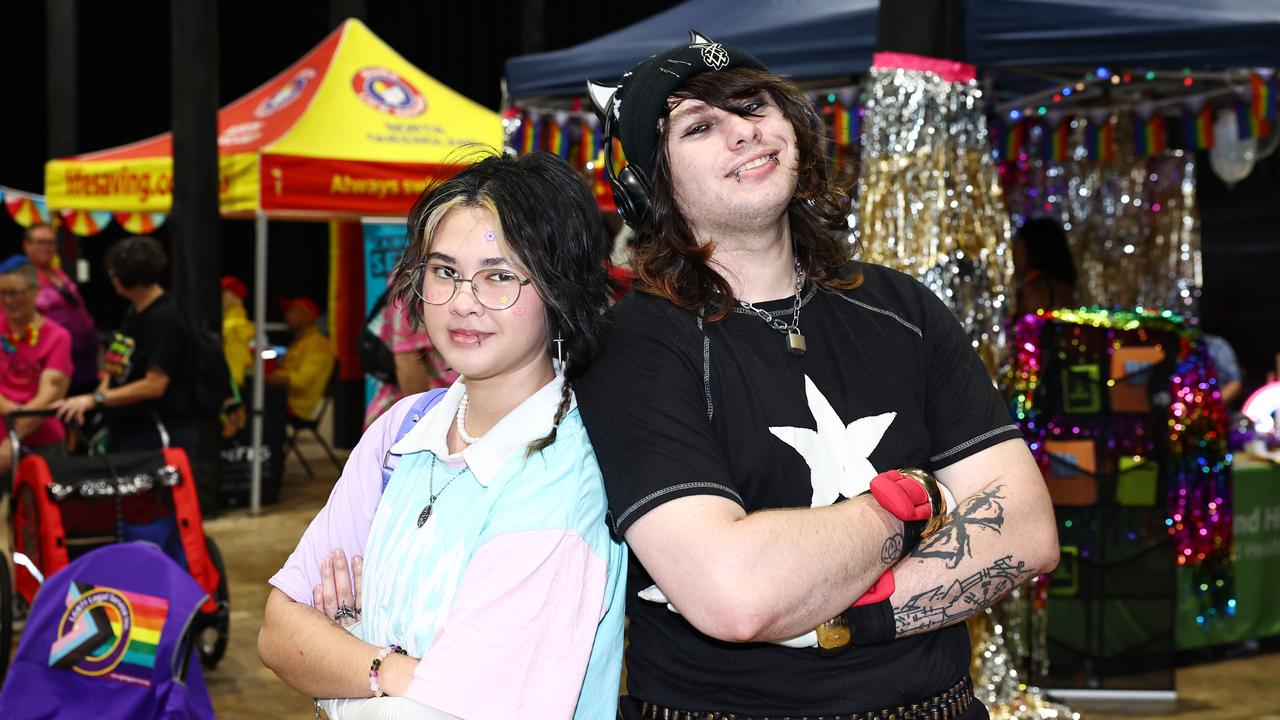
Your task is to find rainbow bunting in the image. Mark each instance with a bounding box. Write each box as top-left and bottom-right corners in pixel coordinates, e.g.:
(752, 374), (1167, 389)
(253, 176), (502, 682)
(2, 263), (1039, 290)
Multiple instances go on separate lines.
(1249, 72), (1273, 137)
(114, 212), (167, 234)
(1181, 104), (1215, 150)
(3, 189), (50, 227)
(59, 209), (112, 236)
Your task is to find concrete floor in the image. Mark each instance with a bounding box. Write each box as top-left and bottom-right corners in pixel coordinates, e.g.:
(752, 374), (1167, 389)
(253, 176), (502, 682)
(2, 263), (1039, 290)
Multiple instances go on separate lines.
(8, 431), (1280, 718)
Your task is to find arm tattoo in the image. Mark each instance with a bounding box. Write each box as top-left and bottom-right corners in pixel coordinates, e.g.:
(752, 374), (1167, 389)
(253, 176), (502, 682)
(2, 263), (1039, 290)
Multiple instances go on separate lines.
(913, 484), (1007, 568)
(880, 532), (903, 566)
(893, 555), (1032, 637)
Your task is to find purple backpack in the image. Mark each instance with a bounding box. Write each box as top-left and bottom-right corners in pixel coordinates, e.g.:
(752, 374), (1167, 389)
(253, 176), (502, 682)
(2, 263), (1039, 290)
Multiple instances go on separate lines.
(0, 542), (215, 720)
(380, 388), (447, 493)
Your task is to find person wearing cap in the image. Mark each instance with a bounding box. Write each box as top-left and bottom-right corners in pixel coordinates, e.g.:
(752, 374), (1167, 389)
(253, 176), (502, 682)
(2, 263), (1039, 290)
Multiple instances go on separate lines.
(221, 276), (256, 388)
(269, 296), (335, 420)
(574, 32), (1058, 719)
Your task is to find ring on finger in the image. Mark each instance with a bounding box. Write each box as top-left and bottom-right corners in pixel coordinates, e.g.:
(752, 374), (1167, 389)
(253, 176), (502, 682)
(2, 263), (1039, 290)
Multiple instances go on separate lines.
(333, 605), (359, 622)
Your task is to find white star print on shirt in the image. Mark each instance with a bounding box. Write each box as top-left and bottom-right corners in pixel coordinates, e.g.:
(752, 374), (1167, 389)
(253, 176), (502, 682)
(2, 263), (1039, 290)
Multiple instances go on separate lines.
(769, 375), (896, 508)
(638, 375), (896, 649)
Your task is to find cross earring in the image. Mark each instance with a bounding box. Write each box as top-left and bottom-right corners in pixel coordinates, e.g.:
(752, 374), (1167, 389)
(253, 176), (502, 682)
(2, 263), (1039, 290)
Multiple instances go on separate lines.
(554, 335), (564, 365)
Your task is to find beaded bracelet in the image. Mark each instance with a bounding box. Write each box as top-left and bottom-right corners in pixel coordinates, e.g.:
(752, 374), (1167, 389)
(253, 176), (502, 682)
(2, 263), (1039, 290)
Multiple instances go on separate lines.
(369, 644), (407, 697)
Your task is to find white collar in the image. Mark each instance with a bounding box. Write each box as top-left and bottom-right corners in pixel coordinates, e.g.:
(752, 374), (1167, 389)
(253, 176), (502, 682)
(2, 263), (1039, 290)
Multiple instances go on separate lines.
(388, 370), (574, 487)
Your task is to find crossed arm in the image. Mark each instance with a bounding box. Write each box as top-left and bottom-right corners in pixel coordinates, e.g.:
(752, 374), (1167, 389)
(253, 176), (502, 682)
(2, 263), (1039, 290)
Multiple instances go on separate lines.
(624, 438), (1058, 643)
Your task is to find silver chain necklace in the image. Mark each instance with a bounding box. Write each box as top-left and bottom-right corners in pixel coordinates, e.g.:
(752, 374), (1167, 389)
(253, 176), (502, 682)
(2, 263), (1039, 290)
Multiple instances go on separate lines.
(417, 455), (467, 528)
(735, 258), (807, 355)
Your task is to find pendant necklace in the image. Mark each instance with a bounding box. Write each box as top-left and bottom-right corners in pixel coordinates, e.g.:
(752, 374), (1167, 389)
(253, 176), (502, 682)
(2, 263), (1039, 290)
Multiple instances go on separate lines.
(417, 455), (468, 528)
(735, 258), (807, 355)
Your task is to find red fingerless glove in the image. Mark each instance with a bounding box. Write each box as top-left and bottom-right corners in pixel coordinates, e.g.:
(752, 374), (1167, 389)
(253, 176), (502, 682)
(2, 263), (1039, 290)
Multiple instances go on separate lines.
(853, 568), (894, 606)
(869, 469), (933, 522)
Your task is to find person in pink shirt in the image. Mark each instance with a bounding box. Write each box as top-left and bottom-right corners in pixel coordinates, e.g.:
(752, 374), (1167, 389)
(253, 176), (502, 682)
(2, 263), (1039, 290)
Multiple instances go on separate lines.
(23, 223), (98, 395)
(362, 276), (457, 429)
(0, 255), (73, 476)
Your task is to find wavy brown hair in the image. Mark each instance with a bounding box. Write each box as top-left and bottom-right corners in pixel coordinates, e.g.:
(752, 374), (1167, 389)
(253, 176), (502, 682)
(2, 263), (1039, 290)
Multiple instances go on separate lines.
(631, 68), (860, 320)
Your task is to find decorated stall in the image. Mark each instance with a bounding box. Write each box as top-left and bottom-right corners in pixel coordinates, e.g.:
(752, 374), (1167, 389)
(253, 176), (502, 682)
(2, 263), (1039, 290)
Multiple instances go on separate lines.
(44, 18), (502, 513)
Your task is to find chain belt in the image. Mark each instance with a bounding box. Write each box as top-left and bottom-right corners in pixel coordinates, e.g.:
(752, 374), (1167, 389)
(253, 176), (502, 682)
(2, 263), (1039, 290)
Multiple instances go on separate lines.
(637, 675), (975, 720)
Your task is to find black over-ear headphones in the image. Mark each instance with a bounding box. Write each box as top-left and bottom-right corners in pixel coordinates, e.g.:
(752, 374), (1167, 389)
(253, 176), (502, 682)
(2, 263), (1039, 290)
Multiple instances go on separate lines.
(600, 100), (652, 230)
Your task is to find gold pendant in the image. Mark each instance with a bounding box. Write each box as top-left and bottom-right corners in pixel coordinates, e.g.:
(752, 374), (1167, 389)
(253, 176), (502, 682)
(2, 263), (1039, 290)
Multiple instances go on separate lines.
(787, 332), (807, 355)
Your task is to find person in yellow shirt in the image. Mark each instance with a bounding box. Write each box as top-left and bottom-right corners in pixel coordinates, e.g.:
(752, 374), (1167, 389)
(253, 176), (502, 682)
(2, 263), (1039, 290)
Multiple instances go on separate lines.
(268, 297), (334, 419)
(221, 276), (255, 387)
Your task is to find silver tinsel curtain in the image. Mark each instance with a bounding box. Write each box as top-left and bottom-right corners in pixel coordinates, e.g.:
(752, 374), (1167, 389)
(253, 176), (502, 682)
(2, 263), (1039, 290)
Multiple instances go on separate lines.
(853, 56), (1077, 720)
(1001, 123), (1201, 315)
(853, 61), (1012, 376)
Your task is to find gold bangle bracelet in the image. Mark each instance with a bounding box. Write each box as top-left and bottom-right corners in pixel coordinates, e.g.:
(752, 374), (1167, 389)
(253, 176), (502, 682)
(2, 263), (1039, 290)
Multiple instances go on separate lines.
(900, 467), (948, 537)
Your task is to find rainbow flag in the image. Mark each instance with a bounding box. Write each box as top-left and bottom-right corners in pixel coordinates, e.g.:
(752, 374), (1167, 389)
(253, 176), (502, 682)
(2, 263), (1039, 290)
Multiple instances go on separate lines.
(576, 119), (598, 170)
(1049, 120), (1070, 162)
(545, 118), (568, 158)
(1181, 105), (1215, 150)
(830, 102), (853, 147)
(1236, 99), (1262, 139)
(609, 137), (626, 172)
(50, 582), (170, 687)
(517, 113), (536, 156)
(1250, 72), (1273, 136)
(1085, 119), (1114, 162)
(1133, 114), (1167, 157)
(1001, 120), (1025, 160)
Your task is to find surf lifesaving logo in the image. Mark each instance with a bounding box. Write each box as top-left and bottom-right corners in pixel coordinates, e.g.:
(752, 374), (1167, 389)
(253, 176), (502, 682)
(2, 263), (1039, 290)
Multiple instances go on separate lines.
(352, 66), (426, 117)
(255, 68), (317, 118)
(49, 581), (169, 687)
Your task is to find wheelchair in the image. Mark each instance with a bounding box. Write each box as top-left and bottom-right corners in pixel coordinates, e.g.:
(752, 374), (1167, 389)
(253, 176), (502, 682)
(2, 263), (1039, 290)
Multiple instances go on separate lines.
(2, 410), (229, 684)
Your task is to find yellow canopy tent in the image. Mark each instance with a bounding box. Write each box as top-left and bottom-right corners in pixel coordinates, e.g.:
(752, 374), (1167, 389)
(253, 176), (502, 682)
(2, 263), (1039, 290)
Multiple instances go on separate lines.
(45, 19), (502, 512)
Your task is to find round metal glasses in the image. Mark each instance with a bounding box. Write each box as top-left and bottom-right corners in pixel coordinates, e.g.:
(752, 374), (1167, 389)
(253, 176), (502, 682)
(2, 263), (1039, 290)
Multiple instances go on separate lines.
(413, 262), (532, 311)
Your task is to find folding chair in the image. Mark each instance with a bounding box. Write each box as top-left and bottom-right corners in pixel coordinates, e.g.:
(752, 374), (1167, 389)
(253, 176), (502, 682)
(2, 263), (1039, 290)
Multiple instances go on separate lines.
(282, 370), (343, 477)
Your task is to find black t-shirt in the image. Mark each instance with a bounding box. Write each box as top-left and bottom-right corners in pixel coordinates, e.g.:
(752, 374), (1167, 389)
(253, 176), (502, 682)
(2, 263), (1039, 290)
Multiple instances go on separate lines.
(103, 294), (193, 427)
(575, 262), (1021, 715)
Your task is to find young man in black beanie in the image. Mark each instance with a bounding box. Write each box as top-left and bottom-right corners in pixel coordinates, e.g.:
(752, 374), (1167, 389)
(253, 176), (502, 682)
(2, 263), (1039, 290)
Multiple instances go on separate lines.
(574, 32), (1059, 719)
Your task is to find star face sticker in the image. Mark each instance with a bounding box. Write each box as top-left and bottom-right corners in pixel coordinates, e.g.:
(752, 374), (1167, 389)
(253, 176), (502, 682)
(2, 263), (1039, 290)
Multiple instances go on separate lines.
(769, 376), (896, 508)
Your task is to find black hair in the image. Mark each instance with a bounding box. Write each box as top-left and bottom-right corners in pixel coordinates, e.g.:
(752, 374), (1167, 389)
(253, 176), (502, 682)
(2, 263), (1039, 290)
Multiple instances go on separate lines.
(1016, 217), (1077, 287)
(392, 151), (614, 453)
(638, 67), (859, 319)
(105, 235), (168, 289)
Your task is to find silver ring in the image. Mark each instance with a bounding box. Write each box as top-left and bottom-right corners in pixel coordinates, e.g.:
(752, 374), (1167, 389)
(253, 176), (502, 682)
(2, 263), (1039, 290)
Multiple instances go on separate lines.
(333, 605), (359, 621)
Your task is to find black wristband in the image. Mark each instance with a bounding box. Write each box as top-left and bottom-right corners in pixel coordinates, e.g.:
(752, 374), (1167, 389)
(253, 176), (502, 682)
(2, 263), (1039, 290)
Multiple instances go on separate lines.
(900, 518), (926, 561)
(844, 599), (896, 647)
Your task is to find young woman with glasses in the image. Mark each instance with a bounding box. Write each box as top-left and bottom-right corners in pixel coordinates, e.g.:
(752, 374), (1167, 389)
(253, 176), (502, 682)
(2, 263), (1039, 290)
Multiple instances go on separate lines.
(259, 152), (627, 720)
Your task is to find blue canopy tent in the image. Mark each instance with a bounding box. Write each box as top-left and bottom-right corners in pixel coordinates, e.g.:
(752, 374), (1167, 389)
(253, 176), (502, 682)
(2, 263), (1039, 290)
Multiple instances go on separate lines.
(966, 0), (1280, 69)
(504, 0), (1280, 99)
(503, 0), (878, 99)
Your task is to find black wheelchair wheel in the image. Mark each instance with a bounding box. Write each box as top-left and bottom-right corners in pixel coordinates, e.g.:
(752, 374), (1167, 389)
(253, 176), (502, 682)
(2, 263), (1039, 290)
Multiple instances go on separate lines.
(194, 534), (230, 668)
(1, 552), (13, 685)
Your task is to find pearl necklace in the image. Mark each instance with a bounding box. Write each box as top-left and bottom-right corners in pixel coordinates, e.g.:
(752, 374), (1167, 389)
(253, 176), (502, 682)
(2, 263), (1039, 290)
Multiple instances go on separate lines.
(455, 393), (482, 445)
